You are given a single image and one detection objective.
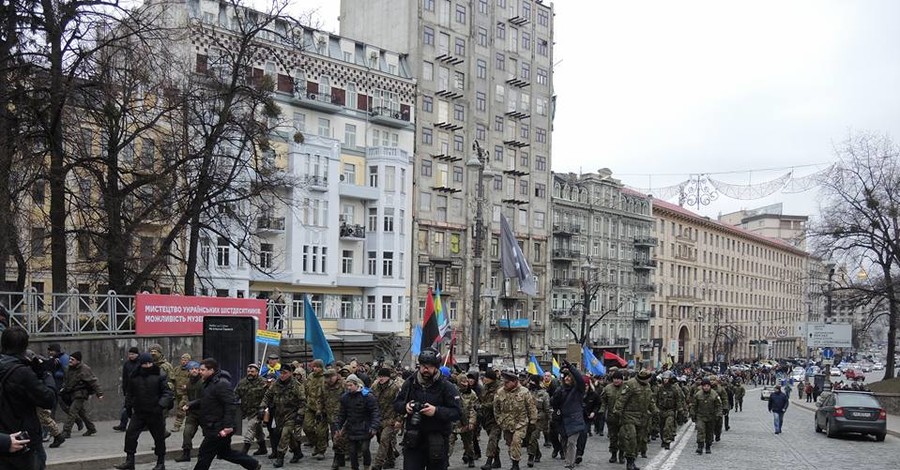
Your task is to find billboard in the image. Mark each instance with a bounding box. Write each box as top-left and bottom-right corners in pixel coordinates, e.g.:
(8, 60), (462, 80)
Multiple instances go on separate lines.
(135, 294), (266, 336)
(804, 322), (852, 348)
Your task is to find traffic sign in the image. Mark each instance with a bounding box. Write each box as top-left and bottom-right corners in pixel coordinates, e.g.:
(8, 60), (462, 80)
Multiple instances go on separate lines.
(823, 347), (834, 359)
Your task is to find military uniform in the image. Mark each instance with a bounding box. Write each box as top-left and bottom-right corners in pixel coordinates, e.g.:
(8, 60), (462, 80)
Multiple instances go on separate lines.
(171, 356), (192, 432)
(493, 376), (536, 469)
(371, 373), (402, 470)
(450, 376), (478, 466)
(611, 371), (657, 470)
(711, 379), (729, 440)
(691, 381), (722, 454)
(261, 371), (306, 466)
(527, 383), (550, 465)
(61, 355), (103, 436)
(175, 372), (204, 462)
(733, 382), (745, 412)
(304, 368), (328, 458)
(480, 375), (502, 468)
(600, 378), (625, 463)
(324, 373), (347, 468)
(655, 377), (684, 449)
(235, 370), (268, 454)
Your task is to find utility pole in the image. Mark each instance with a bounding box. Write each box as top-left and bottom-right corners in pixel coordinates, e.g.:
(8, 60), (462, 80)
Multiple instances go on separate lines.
(466, 142), (494, 370)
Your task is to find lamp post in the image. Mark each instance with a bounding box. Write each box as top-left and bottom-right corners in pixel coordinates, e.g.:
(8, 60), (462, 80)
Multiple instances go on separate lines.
(466, 142), (495, 369)
(823, 262), (836, 386)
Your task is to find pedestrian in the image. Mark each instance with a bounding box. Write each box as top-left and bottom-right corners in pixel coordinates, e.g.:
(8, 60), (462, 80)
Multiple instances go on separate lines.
(44, 344), (70, 421)
(303, 359), (328, 460)
(114, 347), (141, 432)
(526, 375), (550, 467)
(393, 347), (462, 470)
(0, 326), (57, 470)
(171, 353), (193, 433)
(767, 384), (789, 434)
(187, 358), (261, 470)
(691, 378), (721, 455)
(450, 374), (478, 468)
(260, 354), (281, 380)
(805, 383), (814, 403)
(174, 361), (204, 463)
(114, 352), (174, 470)
(550, 361), (585, 470)
(732, 379), (745, 412)
(260, 363), (305, 467)
(234, 363), (268, 457)
(600, 370), (625, 464)
(656, 371), (684, 450)
(493, 370), (536, 470)
(478, 369), (501, 469)
(371, 367), (402, 470)
(60, 351), (103, 438)
(334, 373), (380, 470)
(611, 369), (658, 470)
(148, 344), (176, 392)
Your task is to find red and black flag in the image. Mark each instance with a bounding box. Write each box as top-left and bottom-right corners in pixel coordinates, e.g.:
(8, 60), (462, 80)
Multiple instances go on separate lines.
(420, 287), (440, 352)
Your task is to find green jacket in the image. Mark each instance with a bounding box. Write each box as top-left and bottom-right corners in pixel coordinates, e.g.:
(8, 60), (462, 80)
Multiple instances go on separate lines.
(62, 363), (103, 400)
(494, 384), (537, 432)
(611, 378), (658, 425)
(656, 383), (684, 412)
(262, 376), (306, 424)
(691, 389), (722, 421)
(235, 375), (268, 418)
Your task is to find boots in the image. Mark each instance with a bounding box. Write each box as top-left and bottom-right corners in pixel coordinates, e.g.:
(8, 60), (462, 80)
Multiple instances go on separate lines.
(618, 452), (625, 464)
(511, 460), (520, 470)
(705, 443), (711, 454)
(274, 453), (285, 468)
(152, 455), (166, 470)
(49, 434), (66, 448)
(174, 449), (191, 462)
(609, 451), (618, 463)
(481, 457), (494, 470)
(696, 444), (703, 455)
(527, 455), (535, 468)
(241, 443), (252, 455)
(626, 457), (640, 470)
(290, 449), (303, 463)
(252, 443), (268, 456)
(114, 454), (136, 470)
(493, 455), (502, 468)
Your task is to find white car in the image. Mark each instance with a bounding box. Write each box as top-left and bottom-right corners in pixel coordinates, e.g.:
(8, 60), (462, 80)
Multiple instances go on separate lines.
(830, 368), (842, 377)
(873, 363), (884, 371)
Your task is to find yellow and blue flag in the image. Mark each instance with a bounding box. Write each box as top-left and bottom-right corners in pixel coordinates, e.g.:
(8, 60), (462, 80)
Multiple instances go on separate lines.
(526, 353), (544, 376)
(551, 357), (561, 378)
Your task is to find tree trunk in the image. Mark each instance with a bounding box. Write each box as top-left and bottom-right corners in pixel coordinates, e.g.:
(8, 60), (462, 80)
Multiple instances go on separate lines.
(44, 0), (68, 293)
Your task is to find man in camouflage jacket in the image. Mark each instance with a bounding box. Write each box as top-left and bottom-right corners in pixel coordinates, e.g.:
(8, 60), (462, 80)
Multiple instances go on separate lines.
(303, 359), (328, 459)
(323, 368), (347, 469)
(235, 363), (268, 456)
(450, 374), (478, 468)
(61, 351), (103, 437)
(526, 375), (550, 467)
(611, 369), (658, 470)
(371, 368), (402, 470)
(171, 353), (192, 433)
(492, 370), (537, 470)
(260, 363), (306, 467)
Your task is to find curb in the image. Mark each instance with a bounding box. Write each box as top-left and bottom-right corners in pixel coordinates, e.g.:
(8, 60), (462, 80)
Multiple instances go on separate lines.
(790, 399), (900, 438)
(47, 442), (246, 470)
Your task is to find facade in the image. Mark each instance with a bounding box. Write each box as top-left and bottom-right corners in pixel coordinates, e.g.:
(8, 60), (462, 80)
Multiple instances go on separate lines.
(548, 172), (655, 361)
(651, 199), (810, 363)
(340, 0), (556, 365)
(159, 0), (417, 337)
(719, 203), (808, 250)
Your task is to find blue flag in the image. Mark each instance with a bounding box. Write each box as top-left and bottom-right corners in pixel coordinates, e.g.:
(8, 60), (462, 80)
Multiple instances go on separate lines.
(411, 324), (423, 356)
(582, 345), (606, 376)
(304, 295), (334, 366)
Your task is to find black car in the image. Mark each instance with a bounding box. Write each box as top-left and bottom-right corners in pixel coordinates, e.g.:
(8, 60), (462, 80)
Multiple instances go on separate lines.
(814, 391), (887, 441)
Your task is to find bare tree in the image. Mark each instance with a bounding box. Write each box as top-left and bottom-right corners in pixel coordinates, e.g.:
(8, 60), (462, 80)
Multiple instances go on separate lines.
(812, 132), (900, 379)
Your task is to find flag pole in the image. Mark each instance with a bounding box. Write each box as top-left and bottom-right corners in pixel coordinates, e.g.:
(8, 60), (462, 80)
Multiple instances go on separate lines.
(503, 279), (517, 373)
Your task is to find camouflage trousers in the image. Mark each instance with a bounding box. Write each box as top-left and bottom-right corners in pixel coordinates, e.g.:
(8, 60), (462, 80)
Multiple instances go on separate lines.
(274, 421), (299, 456)
(242, 415), (266, 446)
(484, 422), (502, 458)
(501, 428), (527, 462)
(696, 417), (716, 445)
(330, 422), (347, 457)
(714, 411), (728, 438)
(372, 423), (399, 467)
(617, 419), (645, 459)
(526, 422), (546, 458)
(180, 414), (200, 451)
(64, 398), (96, 434)
(638, 417), (649, 454)
(659, 410), (677, 444)
(172, 393), (187, 431)
(38, 408), (61, 437)
(449, 430), (474, 461)
(303, 411), (329, 456)
(606, 418), (621, 453)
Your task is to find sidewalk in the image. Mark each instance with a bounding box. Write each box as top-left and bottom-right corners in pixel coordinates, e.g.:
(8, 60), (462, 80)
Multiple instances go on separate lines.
(45, 419), (246, 470)
(788, 393), (900, 438)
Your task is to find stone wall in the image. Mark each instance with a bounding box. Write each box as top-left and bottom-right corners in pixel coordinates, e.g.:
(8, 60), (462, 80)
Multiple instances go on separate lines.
(874, 392), (900, 415)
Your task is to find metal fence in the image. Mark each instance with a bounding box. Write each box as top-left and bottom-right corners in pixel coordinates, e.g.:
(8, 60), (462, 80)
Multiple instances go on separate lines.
(0, 289), (298, 337)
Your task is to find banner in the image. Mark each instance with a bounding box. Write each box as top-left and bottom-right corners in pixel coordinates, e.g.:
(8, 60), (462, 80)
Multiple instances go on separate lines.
(136, 294), (266, 335)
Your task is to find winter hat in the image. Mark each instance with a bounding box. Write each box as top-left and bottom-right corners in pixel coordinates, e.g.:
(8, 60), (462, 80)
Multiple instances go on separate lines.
(484, 369), (498, 381)
(378, 367), (392, 377)
(138, 352), (153, 364)
(149, 343), (163, 353)
(187, 361), (200, 370)
(247, 363), (260, 370)
(47, 343), (61, 353)
(346, 374), (364, 387)
(70, 351), (83, 361)
(181, 353), (192, 360)
(128, 346), (140, 354)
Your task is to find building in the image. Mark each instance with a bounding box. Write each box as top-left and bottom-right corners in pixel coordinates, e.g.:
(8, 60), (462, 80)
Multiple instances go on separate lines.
(548, 171), (655, 362)
(339, 0), (556, 365)
(719, 203), (808, 250)
(651, 199), (809, 363)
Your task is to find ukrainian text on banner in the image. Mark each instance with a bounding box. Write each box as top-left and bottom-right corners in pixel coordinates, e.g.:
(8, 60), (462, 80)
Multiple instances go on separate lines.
(136, 294), (267, 335)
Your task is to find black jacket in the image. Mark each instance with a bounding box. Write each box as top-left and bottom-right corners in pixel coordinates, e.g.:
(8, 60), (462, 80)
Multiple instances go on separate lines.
(188, 370), (237, 437)
(550, 367), (585, 437)
(393, 373), (462, 436)
(126, 364), (174, 416)
(336, 389), (381, 440)
(0, 353), (56, 467)
(121, 357), (140, 396)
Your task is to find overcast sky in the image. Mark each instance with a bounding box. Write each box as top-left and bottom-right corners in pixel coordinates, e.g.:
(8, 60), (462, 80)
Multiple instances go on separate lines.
(290, 0), (900, 220)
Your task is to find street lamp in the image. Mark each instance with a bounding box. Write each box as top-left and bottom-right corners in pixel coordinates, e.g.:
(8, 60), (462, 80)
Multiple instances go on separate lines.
(823, 262), (836, 386)
(466, 141), (496, 369)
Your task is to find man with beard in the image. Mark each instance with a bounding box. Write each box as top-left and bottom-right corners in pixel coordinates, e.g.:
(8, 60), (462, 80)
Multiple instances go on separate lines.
(393, 348), (461, 470)
(174, 362), (204, 463)
(114, 353), (174, 470)
(235, 364), (268, 457)
(371, 367), (402, 470)
(260, 363), (305, 467)
(188, 358), (261, 470)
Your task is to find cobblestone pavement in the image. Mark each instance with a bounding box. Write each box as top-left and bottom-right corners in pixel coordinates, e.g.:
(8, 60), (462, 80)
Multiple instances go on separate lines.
(48, 379), (900, 470)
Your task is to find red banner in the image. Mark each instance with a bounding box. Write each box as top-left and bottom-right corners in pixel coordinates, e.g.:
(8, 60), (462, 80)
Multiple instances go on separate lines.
(135, 294), (267, 336)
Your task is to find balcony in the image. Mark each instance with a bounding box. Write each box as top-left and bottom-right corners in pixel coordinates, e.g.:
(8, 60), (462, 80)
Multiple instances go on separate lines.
(633, 258), (657, 270)
(551, 278), (581, 288)
(550, 308), (572, 319)
(256, 216), (285, 233)
(633, 237), (658, 247)
(633, 310), (651, 321)
(297, 91), (342, 113)
(339, 223), (365, 240)
(552, 248), (581, 260)
(634, 283), (656, 293)
(370, 106), (411, 129)
(338, 182), (379, 201)
(552, 223), (581, 236)
(303, 175), (328, 191)
(496, 318), (530, 330)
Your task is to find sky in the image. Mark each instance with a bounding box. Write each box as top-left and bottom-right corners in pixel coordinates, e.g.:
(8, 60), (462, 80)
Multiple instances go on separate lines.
(286, 0), (900, 220)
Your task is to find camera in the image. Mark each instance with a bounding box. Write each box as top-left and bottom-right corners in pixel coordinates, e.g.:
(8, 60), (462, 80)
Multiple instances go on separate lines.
(19, 431), (31, 453)
(408, 401), (424, 427)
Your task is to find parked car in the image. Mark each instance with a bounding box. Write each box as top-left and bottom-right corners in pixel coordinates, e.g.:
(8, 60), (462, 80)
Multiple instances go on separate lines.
(873, 363), (884, 371)
(814, 391), (887, 441)
(844, 368), (866, 381)
(761, 385), (776, 401)
(830, 368), (842, 377)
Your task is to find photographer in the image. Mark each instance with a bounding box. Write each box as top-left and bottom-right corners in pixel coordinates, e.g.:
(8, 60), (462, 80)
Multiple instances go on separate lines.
(392, 347), (461, 470)
(0, 326), (57, 470)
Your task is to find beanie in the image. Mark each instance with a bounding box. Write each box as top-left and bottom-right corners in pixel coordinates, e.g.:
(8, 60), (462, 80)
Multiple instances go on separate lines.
(181, 353), (192, 360)
(138, 352), (153, 364)
(47, 343), (61, 353)
(128, 346), (140, 354)
(187, 361), (200, 370)
(484, 370), (498, 381)
(378, 367), (392, 377)
(346, 373), (364, 387)
(70, 351), (83, 361)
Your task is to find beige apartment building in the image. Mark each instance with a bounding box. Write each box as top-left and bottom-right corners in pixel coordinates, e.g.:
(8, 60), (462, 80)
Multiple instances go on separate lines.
(651, 199), (809, 364)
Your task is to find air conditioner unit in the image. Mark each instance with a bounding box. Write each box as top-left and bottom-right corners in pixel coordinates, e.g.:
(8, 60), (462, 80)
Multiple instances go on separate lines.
(499, 342), (506, 350)
(489, 319), (496, 326)
(534, 321), (542, 327)
(339, 174), (345, 182)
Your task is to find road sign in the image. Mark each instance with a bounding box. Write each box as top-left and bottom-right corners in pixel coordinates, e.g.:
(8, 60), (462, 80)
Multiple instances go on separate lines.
(822, 347), (834, 359)
(822, 359), (834, 366)
(805, 323), (852, 348)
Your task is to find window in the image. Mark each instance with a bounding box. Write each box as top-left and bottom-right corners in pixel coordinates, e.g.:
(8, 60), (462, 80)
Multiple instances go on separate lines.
(476, 59), (487, 80)
(419, 191), (431, 211)
(30, 227), (45, 256)
(520, 151), (530, 167)
(260, 243), (273, 269)
(537, 68), (548, 85)
(344, 124), (357, 148)
(455, 4), (466, 23)
(536, 155), (547, 171)
(424, 26), (434, 45)
(496, 22), (506, 39)
(383, 252), (394, 277)
(477, 27), (488, 47)
(520, 123), (530, 139)
(479, 0), (488, 14)
(384, 208), (395, 232)
(521, 63), (530, 80)
(493, 175), (502, 190)
(453, 165), (464, 183)
(421, 159), (432, 176)
(216, 237), (230, 267)
(367, 251), (377, 275)
(423, 95), (433, 112)
(423, 127), (433, 145)
(369, 165), (378, 187)
(521, 32), (531, 50)
(382, 296), (393, 320)
(317, 117), (330, 137)
(454, 103), (465, 121)
(423, 0), (434, 11)
(536, 127), (547, 143)
(519, 180), (529, 196)
(454, 134), (464, 152)
(140, 137), (155, 170)
(476, 124), (486, 141)
(342, 250), (353, 274)
(534, 211), (545, 229)
(454, 37), (465, 56)
(535, 183), (546, 198)
(476, 92), (486, 112)
(368, 208), (378, 231)
(494, 145), (504, 162)
(401, 169), (407, 193)
(343, 163), (356, 183)
(200, 238), (210, 268)
(423, 61), (433, 81)
(495, 52), (505, 71)
(494, 115), (504, 132)
(537, 38), (548, 57)
(538, 8), (549, 26)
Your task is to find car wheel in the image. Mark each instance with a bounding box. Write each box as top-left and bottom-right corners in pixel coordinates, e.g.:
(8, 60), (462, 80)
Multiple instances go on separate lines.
(825, 418), (836, 438)
(875, 433), (886, 442)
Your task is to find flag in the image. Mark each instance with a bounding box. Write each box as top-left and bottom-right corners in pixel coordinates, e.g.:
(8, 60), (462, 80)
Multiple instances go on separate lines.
(411, 325), (423, 356)
(603, 350), (628, 368)
(435, 287), (451, 341)
(499, 214), (537, 296)
(420, 288), (440, 351)
(526, 353), (545, 376)
(583, 345), (606, 376)
(443, 329), (457, 366)
(551, 357), (561, 378)
(304, 295), (334, 366)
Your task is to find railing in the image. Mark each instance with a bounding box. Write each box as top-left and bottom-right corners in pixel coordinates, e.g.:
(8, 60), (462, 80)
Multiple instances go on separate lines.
(0, 290), (300, 338)
(257, 216), (286, 231)
(551, 278), (580, 287)
(339, 223), (366, 238)
(551, 249), (581, 259)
